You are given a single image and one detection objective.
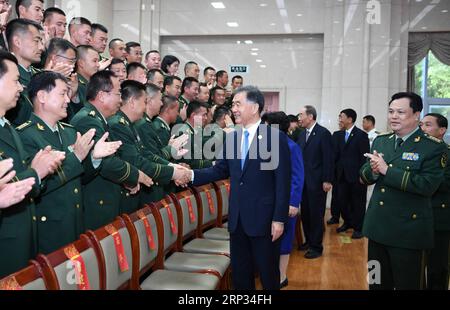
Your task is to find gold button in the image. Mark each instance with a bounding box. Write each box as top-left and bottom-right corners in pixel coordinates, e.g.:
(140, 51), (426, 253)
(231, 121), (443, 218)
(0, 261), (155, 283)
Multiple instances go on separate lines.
(379, 201), (384, 206)
(22, 160), (26, 164)
(76, 204), (80, 209)
(99, 200), (104, 205)
(155, 182), (159, 186)
(381, 188), (385, 193)
(406, 166), (410, 170)
(30, 198), (34, 203)
(126, 193), (130, 197)
(74, 188), (79, 194)
(442, 204), (446, 209)
(41, 216), (47, 222)
(389, 164), (393, 167)
(412, 214), (417, 219)
(32, 216), (37, 221)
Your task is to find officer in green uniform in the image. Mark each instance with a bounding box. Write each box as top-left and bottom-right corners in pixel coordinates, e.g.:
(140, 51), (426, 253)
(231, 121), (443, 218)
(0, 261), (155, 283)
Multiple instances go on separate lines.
(360, 92), (447, 290)
(420, 113), (450, 290)
(18, 71), (121, 254)
(5, 19), (44, 126)
(70, 71), (151, 230)
(0, 52), (64, 277)
(175, 101), (213, 169)
(108, 81), (179, 212)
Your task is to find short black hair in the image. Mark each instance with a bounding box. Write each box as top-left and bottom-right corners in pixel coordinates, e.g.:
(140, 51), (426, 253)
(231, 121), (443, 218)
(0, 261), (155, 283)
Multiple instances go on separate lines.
(181, 77), (199, 94)
(91, 23), (108, 35)
(0, 51), (19, 80)
(232, 75), (243, 83)
(187, 101), (207, 119)
(184, 61), (198, 74)
(125, 41), (141, 53)
(160, 95), (178, 114)
(216, 70), (227, 79)
(340, 108), (357, 123)
(263, 111), (290, 134)
(68, 17), (92, 33)
(389, 92), (423, 113)
(28, 71), (68, 104)
(204, 66), (215, 76)
(120, 80), (146, 103)
(363, 115), (376, 126)
(6, 18), (43, 48)
(108, 38), (124, 49)
(161, 55), (179, 74)
(86, 70), (116, 101)
(44, 7), (66, 23)
(147, 69), (164, 83)
(287, 114), (298, 123)
(213, 106), (230, 123)
(304, 105), (317, 121)
(47, 38), (77, 59)
(127, 62), (146, 76)
(163, 75), (181, 89)
(76, 45), (97, 61)
(16, 0), (43, 18)
(145, 50), (160, 61)
(145, 82), (161, 98)
(234, 86), (265, 114)
(107, 58), (125, 71)
(425, 113), (448, 129)
(210, 86), (225, 97)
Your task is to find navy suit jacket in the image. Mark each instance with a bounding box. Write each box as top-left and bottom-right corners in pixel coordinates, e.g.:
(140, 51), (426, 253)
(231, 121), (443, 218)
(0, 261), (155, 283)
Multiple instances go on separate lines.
(297, 123), (334, 191)
(193, 124), (291, 237)
(332, 126), (370, 183)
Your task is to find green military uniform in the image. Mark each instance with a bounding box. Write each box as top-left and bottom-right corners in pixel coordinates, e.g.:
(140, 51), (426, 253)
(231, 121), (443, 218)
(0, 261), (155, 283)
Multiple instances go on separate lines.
(135, 114), (173, 163)
(427, 143), (450, 289)
(152, 116), (173, 160)
(66, 74), (88, 121)
(17, 114), (97, 254)
(108, 111), (174, 213)
(175, 121), (213, 169)
(6, 65), (41, 126)
(360, 128), (447, 290)
(202, 122), (226, 160)
(0, 118), (41, 278)
(70, 103), (139, 230)
(174, 95), (190, 125)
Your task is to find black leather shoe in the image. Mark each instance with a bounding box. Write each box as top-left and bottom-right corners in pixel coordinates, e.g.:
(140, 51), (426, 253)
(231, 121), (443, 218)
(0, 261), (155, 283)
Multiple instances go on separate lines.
(298, 243), (309, 251)
(327, 217), (339, 225)
(304, 250), (322, 259)
(336, 224), (350, 233)
(280, 277), (288, 289)
(351, 231), (364, 239)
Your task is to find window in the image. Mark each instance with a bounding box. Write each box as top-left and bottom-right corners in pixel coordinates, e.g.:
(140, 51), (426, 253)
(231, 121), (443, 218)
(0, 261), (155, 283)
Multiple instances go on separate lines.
(415, 51), (450, 143)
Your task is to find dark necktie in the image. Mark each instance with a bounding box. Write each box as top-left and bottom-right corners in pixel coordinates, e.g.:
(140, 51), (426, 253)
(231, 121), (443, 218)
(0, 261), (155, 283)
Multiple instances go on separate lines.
(395, 138), (403, 150)
(53, 130), (62, 148)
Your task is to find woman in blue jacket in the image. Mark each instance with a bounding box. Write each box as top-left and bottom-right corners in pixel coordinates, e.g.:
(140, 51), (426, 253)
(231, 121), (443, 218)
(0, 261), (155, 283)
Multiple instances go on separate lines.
(263, 112), (304, 289)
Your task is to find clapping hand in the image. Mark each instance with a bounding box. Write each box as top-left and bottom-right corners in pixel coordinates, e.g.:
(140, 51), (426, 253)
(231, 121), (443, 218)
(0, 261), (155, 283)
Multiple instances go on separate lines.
(31, 146), (65, 179)
(138, 170), (154, 187)
(73, 129), (96, 161)
(169, 134), (189, 157)
(92, 132), (122, 160)
(364, 151), (388, 175)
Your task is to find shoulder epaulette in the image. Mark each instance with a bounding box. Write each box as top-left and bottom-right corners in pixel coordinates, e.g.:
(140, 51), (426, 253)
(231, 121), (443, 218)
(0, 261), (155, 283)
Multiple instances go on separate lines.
(424, 134), (443, 144)
(59, 121), (74, 128)
(145, 116), (152, 123)
(88, 110), (96, 117)
(119, 117), (129, 126)
(377, 132), (393, 137)
(16, 121), (32, 131)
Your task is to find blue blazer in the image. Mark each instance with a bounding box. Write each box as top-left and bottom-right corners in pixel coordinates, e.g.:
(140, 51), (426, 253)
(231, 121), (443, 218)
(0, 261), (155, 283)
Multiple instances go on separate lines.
(297, 123), (334, 191)
(288, 138), (304, 208)
(193, 124), (291, 237)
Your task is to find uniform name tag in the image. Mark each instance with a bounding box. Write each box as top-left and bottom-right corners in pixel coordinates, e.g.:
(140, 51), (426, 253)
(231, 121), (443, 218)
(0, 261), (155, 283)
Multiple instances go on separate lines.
(402, 152), (419, 161)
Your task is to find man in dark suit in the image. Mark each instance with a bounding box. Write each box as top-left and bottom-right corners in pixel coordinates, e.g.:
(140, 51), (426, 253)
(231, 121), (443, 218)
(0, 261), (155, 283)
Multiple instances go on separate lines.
(297, 105), (333, 259)
(187, 86), (291, 290)
(333, 109), (370, 238)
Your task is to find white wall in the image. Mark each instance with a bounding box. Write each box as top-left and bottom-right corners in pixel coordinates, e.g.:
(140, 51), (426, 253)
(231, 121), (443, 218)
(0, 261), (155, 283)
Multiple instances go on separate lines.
(109, 0), (450, 132)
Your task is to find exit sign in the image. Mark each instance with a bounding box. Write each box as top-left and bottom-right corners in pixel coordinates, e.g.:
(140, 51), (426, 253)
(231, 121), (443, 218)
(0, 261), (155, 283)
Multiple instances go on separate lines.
(229, 65), (249, 74)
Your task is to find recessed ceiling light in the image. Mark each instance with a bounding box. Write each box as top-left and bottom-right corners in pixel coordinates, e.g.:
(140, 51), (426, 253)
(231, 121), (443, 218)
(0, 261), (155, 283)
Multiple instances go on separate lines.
(334, 21), (340, 24)
(227, 22), (239, 27)
(270, 23), (276, 26)
(296, 13), (303, 17)
(260, 3), (268, 7)
(211, 2), (225, 9)
(244, 40), (253, 44)
(421, 26), (427, 29)
(251, 52), (258, 56)
(260, 65), (267, 68)
(256, 59), (263, 63)
(298, 29), (304, 32)
(355, 28), (361, 31)
(236, 40), (241, 44)
(442, 9), (448, 13)
(251, 48), (259, 51)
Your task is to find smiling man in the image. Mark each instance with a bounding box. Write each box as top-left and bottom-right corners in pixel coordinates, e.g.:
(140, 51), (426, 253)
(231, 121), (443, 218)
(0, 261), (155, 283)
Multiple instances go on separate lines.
(360, 92), (447, 290)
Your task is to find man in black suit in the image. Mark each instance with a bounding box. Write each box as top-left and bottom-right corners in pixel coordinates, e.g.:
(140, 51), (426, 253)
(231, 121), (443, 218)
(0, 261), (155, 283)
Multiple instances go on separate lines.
(333, 109), (370, 238)
(190, 86), (291, 289)
(297, 105), (334, 259)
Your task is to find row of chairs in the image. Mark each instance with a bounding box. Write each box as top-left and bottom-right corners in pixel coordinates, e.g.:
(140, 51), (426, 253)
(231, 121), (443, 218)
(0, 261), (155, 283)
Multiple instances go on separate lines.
(0, 180), (231, 290)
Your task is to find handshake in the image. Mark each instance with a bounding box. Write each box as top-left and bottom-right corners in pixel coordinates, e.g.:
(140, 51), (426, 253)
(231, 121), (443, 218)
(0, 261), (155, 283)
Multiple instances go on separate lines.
(170, 163), (192, 187)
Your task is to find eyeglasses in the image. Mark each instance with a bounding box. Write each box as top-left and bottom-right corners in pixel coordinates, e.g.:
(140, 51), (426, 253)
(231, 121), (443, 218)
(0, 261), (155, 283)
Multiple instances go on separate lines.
(55, 54), (77, 64)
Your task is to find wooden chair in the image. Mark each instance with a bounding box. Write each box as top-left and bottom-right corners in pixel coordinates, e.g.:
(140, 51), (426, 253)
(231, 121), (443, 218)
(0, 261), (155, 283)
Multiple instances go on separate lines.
(36, 234), (104, 290)
(213, 179), (230, 228)
(0, 260), (56, 290)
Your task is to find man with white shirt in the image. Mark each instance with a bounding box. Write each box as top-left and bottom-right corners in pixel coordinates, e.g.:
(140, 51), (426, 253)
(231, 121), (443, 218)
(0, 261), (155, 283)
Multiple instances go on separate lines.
(187, 86), (291, 290)
(334, 109), (370, 239)
(363, 115), (379, 148)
